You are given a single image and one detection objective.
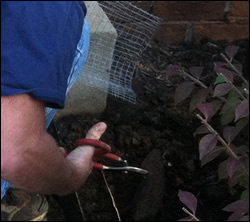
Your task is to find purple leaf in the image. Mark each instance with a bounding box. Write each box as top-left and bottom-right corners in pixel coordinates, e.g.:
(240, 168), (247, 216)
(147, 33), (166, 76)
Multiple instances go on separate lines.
(223, 200), (249, 221)
(228, 171), (244, 188)
(193, 125), (210, 137)
(239, 215), (249, 221)
(178, 190), (197, 214)
(199, 133), (218, 160)
(214, 62), (227, 69)
(189, 88), (210, 113)
(227, 158), (242, 178)
(225, 45), (239, 62)
(189, 66), (204, 79)
(178, 217), (196, 221)
(223, 126), (238, 144)
(175, 82), (195, 105)
(197, 103), (215, 121)
(218, 159), (229, 180)
(235, 100), (249, 122)
(215, 67), (234, 83)
(213, 83), (233, 97)
(165, 64), (181, 80)
(201, 146), (224, 166)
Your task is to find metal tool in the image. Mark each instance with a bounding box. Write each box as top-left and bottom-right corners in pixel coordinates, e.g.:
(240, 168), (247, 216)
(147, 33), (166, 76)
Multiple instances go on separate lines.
(65, 138), (149, 175)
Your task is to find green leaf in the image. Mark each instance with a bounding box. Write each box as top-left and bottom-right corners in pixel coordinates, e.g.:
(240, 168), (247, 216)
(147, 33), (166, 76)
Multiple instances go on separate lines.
(240, 189), (249, 200)
(215, 75), (226, 85)
(220, 110), (235, 126)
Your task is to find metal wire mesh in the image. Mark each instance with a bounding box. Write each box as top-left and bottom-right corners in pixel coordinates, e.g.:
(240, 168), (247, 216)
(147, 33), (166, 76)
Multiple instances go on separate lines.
(82, 1), (162, 103)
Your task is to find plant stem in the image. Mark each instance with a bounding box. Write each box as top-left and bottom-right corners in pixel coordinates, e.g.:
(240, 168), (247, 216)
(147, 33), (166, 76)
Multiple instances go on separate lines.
(101, 171), (121, 221)
(196, 114), (240, 160)
(244, 88), (249, 98)
(218, 73), (247, 100)
(220, 53), (248, 86)
(182, 71), (208, 89)
(182, 207), (200, 221)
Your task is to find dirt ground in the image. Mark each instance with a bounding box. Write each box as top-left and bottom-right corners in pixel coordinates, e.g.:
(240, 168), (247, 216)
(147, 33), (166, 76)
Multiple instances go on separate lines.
(46, 38), (249, 221)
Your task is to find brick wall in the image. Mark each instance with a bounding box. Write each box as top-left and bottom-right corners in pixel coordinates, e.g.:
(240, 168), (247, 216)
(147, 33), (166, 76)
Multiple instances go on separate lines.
(131, 1), (249, 43)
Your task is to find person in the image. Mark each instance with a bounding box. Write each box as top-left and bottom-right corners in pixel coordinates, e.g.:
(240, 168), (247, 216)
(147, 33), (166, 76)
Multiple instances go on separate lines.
(1, 1), (106, 221)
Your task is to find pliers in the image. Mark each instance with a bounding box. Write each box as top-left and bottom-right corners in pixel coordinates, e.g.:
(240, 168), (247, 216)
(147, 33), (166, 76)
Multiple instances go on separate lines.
(65, 138), (149, 175)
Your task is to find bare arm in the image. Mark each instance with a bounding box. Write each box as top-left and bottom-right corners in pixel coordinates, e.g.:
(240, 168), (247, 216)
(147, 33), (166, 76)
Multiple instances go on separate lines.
(1, 94), (106, 195)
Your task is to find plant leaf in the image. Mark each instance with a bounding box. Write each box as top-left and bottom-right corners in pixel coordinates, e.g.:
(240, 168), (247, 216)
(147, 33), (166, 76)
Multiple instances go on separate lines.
(228, 172), (245, 188)
(178, 190), (197, 214)
(193, 125), (210, 137)
(225, 45), (239, 62)
(201, 146), (224, 166)
(235, 117), (249, 134)
(235, 100), (249, 122)
(213, 83), (233, 97)
(220, 111), (235, 126)
(218, 159), (229, 180)
(199, 133), (218, 160)
(189, 88), (210, 113)
(223, 126), (238, 144)
(211, 99), (223, 115)
(215, 75), (226, 85)
(223, 200), (249, 221)
(165, 64), (181, 80)
(175, 82), (195, 105)
(178, 217), (196, 221)
(189, 66), (204, 79)
(214, 62), (228, 69)
(220, 93), (241, 125)
(227, 158), (242, 178)
(196, 103), (215, 121)
(241, 189), (249, 201)
(215, 67), (234, 83)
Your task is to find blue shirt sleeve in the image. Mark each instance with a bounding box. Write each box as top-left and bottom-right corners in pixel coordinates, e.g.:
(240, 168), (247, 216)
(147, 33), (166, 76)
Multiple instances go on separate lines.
(1, 1), (86, 108)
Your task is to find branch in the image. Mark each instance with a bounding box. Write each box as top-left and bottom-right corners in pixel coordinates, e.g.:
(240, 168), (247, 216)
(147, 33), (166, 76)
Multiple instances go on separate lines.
(218, 72), (247, 100)
(196, 114), (239, 160)
(182, 71), (208, 89)
(182, 207), (200, 221)
(220, 53), (248, 86)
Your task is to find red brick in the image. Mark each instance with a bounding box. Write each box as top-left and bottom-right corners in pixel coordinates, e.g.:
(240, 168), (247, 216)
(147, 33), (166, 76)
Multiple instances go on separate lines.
(230, 1), (249, 17)
(153, 1), (226, 21)
(193, 21), (249, 42)
(153, 22), (188, 43)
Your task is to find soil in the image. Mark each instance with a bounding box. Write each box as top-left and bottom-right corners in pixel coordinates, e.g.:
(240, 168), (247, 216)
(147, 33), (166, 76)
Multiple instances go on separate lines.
(46, 38), (249, 221)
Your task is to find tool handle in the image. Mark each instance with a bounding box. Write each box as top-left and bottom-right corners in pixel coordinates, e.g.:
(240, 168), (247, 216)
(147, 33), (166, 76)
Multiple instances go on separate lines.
(76, 138), (111, 155)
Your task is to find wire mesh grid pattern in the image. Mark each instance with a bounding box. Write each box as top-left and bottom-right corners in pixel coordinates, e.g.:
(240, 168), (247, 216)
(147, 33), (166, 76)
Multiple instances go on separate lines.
(82, 1), (162, 103)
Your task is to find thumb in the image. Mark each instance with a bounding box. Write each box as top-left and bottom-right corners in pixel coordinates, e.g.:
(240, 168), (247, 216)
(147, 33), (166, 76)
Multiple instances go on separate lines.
(65, 122), (107, 174)
(85, 122), (107, 140)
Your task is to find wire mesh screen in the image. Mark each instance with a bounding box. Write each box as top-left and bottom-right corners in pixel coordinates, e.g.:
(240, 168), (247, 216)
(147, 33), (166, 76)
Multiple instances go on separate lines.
(82, 1), (162, 103)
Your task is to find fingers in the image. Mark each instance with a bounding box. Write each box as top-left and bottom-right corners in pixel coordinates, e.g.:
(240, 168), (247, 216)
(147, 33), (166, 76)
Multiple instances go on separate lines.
(85, 122), (107, 140)
(59, 147), (67, 157)
(64, 122), (107, 185)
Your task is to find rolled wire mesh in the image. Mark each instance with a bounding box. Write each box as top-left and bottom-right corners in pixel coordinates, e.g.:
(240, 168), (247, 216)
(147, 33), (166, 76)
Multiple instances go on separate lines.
(82, 1), (162, 103)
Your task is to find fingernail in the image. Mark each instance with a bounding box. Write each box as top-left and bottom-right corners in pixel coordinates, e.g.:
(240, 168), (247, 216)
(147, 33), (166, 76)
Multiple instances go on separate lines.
(96, 122), (106, 131)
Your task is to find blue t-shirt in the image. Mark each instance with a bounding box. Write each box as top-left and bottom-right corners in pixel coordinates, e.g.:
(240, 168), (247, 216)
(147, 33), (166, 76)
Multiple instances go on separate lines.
(1, 1), (86, 108)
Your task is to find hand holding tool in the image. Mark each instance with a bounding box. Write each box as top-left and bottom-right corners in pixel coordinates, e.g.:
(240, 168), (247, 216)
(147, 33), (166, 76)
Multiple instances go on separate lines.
(65, 138), (149, 175)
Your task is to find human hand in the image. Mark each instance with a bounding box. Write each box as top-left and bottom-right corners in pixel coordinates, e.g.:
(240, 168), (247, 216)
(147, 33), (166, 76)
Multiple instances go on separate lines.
(63, 122), (107, 191)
